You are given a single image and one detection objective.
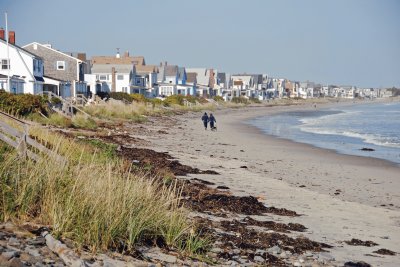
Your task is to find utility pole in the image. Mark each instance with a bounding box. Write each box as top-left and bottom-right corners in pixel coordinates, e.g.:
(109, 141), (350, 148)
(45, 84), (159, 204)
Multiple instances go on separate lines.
(5, 12), (10, 92)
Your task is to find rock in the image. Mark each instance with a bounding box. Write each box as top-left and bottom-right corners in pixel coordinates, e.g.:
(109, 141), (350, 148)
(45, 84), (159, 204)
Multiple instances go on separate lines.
(1, 251), (19, 260)
(279, 252), (287, 259)
(0, 255), (10, 266)
(255, 249), (265, 255)
(253, 256), (264, 263)
(267, 245), (281, 255)
(25, 246), (41, 257)
(7, 237), (20, 246)
(232, 249), (241, 254)
(317, 252), (335, 263)
(293, 261), (301, 267)
(27, 237), (46, 246)
(143, 248), (177, 264)
(210, 247), (222, 253)
(9, 257), (24, 267)
(43, 258), (55, 264)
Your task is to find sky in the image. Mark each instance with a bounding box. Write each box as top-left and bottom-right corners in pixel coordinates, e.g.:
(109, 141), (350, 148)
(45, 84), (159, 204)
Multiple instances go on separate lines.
(1, 0), (399, 88)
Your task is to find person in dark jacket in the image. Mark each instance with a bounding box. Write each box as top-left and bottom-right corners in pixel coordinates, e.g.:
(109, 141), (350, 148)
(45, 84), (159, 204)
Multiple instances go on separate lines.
(209, 113), (216, 130)
(201, 112), (209, 130)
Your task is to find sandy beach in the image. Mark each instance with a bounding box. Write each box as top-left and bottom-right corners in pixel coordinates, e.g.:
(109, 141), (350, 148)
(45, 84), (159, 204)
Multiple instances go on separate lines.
(139, 100), (400, 266)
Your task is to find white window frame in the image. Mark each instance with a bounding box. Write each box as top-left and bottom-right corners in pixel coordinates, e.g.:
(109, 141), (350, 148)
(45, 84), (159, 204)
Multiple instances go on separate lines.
(57, 61), (65, 70)
(1, 59), (10, 70)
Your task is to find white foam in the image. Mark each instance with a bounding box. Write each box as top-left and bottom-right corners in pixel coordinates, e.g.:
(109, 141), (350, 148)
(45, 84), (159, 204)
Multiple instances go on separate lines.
(299, 126), (400, 148)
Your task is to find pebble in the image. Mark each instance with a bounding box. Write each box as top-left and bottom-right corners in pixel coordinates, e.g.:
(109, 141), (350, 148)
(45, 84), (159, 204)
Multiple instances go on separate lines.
(253, 255), (264, 263)
(1, 251), (19, 260)
(8, 237), (20, 246)
(279, 251), (288, 259)
(267, 245), (281, 255)
(293, 261), (301, 267)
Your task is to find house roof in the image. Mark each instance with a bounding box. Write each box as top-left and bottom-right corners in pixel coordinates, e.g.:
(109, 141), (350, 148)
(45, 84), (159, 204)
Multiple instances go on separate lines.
(91, 64), (133, 74)
(0, 38), (42, 59)
(178, 67), (186, 80)
(135, 65), (158, 73)
(91, 56), (145, 65)
(164, 65), (178, 77)
(186, 68), (210, 86)
(23, 42), (83, 63)
(186, 72), (197, 83)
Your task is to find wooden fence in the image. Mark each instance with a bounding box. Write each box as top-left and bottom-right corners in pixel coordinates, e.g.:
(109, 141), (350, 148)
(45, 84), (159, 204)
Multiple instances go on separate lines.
(0, 110), (65, 163)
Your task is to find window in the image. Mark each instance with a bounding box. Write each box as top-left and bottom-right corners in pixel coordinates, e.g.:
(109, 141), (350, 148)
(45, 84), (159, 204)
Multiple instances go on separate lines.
(1, 59), (10, 70)
(57, 61), (65, 70)
(117, 75), (124, 80)
(99, 75), (107, 81)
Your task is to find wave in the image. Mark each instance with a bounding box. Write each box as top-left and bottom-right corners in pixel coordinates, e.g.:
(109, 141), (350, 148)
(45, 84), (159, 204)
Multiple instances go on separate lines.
(299, 110), (359, 126)
(299, 127), (400, 148)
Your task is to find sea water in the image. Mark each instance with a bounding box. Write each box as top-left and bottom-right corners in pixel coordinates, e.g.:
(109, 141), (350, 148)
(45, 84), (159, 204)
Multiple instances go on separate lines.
(248, 101), (400, 165)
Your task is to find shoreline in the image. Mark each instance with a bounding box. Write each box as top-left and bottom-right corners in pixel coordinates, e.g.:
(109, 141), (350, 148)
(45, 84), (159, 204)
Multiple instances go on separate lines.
(141, 99), (400, 266)
(244, 100), (400, 167)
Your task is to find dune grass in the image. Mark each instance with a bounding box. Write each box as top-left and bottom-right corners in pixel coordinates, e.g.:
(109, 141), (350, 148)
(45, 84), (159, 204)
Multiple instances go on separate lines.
(0, 128), (207, 255)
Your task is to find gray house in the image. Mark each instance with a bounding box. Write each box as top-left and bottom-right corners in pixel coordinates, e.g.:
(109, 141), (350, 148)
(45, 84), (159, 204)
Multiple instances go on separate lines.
(23, 42), (87, 98)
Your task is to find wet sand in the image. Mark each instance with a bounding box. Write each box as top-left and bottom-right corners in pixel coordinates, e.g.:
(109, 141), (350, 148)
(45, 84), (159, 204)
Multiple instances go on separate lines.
(144, 101), (400, 266)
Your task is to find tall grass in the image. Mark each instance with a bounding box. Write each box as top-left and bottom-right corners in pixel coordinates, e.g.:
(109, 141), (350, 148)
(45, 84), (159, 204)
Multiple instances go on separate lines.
(0, 129), (206, 254)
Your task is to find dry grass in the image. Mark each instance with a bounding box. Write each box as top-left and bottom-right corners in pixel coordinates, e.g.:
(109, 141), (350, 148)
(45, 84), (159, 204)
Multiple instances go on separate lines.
(0, 128), (207, 255)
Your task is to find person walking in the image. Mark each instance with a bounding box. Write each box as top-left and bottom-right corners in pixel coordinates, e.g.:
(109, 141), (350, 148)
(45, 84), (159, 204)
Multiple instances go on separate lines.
(201, 112), (209, 130)
(209, 113), (216, 130)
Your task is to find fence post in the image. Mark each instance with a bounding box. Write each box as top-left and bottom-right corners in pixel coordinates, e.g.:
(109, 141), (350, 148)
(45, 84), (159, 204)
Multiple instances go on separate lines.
(17, 124), (28, 159)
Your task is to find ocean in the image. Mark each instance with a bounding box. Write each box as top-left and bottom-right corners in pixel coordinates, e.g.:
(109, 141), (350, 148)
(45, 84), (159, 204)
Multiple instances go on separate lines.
(248, 101), (400, 165)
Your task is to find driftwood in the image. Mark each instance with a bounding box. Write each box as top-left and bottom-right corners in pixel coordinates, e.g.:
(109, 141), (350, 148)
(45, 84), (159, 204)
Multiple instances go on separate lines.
(41, 231), (87, 267)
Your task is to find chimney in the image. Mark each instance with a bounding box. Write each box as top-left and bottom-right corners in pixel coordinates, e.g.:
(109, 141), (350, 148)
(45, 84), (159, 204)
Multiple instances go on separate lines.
(164, 61), (167, 66)
(0, 28), (4, 40)
(111, 67), (116, 92)
(124, 51), (129, 58)
(116, 48), (120, 58)
(9, 31), (15, 45)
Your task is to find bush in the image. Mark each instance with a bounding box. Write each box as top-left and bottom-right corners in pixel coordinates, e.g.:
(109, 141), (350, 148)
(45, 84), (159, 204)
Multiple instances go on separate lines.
(249, 97), (261, 104)
(164, 95), (185, 106)
(213, 96), (225, 102)
(71, 113), (98, 129)
(0, 90), (48, 116)
(231, 96), (249, 104)
(109, 92), (133, 103)
(130, 93), (148, 103)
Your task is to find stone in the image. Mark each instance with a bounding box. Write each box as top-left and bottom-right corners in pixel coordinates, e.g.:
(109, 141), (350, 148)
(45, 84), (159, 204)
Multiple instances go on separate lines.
(279, 252), (288, 259)
(1, 251), (19, 260)
(317, 252), (335, 263)
(293, 261), (301, 267)
(210, 247), (222, 253)
(255, 249), (266, 255)
(7, 237), (20, 246)
(253, 256), (264, 263)
(9, 257), (24, 267)
(25, 247), (41, 257)
(232, 249), (241, 254)
(267, 245), (281, 255)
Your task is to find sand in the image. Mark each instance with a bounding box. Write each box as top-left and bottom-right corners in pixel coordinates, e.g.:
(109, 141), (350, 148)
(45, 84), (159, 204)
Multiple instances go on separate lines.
(140, 100), (400, 266)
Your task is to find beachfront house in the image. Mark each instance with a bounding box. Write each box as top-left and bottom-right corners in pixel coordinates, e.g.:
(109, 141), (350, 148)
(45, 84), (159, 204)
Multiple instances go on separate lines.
(186, 68), (213, 97)
(85, 51), (144, 95)
(0, 29), (44, 95)
(23, 42), (87, 98)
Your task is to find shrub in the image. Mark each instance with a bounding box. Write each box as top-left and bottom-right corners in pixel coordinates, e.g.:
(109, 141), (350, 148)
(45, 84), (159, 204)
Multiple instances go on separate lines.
(109, 92), (133, 103)
(164, 95), (185, 106)
(130, 93), (148, 103)
(213, 96), (225, 102)
(231, 96), (249, 104)
(249, 97), (261, 104)
(0, 90), (48, 116)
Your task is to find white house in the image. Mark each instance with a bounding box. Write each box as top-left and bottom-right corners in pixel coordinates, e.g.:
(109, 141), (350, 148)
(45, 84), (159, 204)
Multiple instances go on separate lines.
(0, 31), (44, 94)
(85, 52), (144, 95)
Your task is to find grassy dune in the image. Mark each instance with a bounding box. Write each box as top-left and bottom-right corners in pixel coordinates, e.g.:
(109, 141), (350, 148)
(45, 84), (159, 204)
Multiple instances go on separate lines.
(0, 128), (207, 255)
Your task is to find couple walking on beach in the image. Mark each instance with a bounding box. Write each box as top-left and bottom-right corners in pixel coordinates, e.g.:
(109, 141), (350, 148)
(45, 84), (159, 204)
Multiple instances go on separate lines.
(201, 112), (216, 131)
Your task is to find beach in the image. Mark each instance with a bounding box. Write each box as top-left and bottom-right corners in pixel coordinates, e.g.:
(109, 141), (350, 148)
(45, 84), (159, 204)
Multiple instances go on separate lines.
(139, 100), (400, 266)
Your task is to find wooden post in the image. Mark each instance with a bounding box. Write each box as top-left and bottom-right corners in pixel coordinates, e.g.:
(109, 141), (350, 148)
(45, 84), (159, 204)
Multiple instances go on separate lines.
(17, 124), (28, 159)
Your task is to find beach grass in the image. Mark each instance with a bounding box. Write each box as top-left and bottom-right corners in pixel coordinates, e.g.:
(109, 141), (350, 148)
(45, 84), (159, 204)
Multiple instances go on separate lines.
(0, 128), (205, 255)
